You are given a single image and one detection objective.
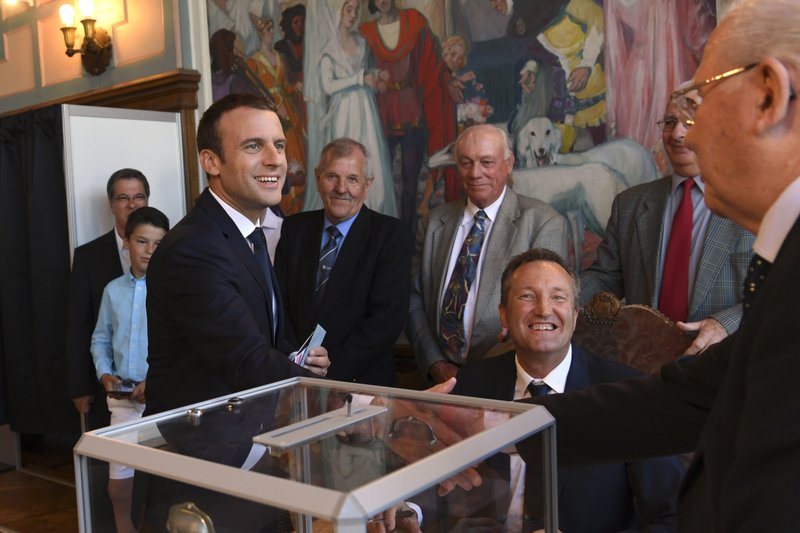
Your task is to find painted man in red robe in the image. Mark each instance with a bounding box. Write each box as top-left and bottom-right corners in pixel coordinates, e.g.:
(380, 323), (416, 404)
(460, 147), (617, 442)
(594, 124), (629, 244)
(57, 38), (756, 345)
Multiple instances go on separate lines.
(361, 0), (458, 223)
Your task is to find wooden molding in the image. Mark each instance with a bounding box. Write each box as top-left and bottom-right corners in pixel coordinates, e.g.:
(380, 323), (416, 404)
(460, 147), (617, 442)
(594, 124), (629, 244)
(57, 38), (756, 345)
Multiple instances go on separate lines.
(1, 69), (202, 202)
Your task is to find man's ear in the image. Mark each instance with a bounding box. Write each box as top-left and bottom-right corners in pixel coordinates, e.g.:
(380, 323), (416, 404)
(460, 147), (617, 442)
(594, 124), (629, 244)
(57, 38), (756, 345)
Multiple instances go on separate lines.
(200, 149), (221, 177)
(365, 176), (374, 190)
(754, 58), (794, 134)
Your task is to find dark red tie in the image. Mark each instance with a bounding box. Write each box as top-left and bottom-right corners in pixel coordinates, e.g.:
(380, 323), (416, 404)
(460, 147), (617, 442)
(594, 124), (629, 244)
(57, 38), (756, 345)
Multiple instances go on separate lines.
(659, 179), (694, 322)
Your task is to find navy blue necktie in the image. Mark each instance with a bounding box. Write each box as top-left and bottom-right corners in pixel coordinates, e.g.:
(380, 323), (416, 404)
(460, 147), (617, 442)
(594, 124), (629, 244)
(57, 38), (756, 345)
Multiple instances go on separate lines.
(317, 226), (341, 301)
(247, 229), (277, 342)
(527, 381), (551, 397)
(742, 253), (770, 321)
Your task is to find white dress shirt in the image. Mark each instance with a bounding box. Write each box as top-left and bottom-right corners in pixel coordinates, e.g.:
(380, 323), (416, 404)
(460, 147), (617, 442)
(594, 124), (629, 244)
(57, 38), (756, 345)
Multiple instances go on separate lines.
(505, 347), (572, 532)
(439, 187), (507, 354)
(754, 176), (800, 262)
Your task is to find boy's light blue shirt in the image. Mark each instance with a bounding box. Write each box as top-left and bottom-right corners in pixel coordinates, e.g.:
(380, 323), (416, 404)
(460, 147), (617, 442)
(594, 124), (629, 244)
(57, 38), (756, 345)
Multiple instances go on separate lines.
(91, 271), (149, 382)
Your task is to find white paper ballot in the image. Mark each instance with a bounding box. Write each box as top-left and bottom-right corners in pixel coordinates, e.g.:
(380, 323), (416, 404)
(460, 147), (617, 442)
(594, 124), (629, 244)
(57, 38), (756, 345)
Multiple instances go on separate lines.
(290, 324), (326, 367)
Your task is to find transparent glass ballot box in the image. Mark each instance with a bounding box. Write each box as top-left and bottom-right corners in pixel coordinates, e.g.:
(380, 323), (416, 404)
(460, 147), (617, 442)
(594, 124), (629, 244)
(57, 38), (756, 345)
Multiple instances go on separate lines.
(74, 377), (558, 533)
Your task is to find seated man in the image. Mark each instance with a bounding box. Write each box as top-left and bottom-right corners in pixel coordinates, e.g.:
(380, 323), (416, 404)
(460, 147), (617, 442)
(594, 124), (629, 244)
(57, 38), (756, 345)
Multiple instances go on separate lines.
(275, 138), (412, 386)
(408, 124), (568, 385)
(580, 96), (754, 354)
(451, 248), (684, 532)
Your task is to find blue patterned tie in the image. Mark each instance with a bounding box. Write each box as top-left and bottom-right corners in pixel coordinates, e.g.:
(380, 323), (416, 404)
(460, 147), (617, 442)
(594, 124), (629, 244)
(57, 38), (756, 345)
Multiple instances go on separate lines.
(527, 381), (551, 397)
(439, 210), (488, 363)
(316, 225), (341, 301)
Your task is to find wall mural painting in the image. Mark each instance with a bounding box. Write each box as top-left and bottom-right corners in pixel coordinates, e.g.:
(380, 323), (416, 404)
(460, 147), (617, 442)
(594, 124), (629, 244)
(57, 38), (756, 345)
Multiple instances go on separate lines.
(207, 0), (717, 269)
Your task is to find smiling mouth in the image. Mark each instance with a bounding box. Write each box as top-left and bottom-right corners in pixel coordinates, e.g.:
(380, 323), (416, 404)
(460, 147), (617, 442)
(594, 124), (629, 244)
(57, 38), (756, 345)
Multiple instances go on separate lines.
(529, 324), (556, 331)
(254, 175), (279, 184)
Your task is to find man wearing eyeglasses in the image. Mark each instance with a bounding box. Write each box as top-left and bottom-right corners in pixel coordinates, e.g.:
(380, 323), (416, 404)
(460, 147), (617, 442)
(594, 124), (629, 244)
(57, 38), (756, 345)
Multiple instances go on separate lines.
(66, 168), (151, 430)
(580, 96), (754, 354)
(435, 1), (800, 530)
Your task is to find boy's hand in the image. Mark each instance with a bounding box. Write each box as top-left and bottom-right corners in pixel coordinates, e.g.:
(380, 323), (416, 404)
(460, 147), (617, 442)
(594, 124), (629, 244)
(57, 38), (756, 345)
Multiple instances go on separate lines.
(100, 373), (121, 392)
(131, 380), (146, 403)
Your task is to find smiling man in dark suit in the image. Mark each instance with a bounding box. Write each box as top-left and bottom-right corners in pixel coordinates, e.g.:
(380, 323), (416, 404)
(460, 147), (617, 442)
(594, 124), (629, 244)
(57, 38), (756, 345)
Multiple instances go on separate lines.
(275, 138), (411, 386)
(451, 248), (683, 532)
(145, 93), (330, 416)
(66, 168), (150, 429)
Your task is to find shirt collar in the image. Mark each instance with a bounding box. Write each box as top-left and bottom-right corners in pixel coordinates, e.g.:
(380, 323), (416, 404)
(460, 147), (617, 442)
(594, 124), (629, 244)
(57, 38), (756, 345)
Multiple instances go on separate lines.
(670, 174), (705, 195)
(514, 344), (572, 395)
(261, 208), (282, 230)
(462, 186), (507, 226)
(209, 188), (259, 239)
(114, 228), (125, 252)
(754, 176), (800, 262)
(324, 208), (361, 239)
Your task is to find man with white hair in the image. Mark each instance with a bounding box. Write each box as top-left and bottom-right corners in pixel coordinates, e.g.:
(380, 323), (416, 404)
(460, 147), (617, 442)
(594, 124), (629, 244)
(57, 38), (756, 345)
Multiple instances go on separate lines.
(501, 2), (800, 530)
(408, 124), (568, 384)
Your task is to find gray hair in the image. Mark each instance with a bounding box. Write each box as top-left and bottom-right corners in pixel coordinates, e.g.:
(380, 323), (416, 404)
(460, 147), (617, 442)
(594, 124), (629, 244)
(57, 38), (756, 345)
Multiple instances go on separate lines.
(454, 124), (513, 162)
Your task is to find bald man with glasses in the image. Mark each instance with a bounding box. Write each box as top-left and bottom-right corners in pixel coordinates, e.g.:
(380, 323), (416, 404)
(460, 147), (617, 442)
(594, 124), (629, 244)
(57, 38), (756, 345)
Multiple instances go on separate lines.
(579, 95), (754, 354)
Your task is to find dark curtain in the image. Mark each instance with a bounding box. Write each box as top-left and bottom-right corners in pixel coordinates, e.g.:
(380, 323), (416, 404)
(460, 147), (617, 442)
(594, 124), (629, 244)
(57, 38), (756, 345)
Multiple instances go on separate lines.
(0, 105), (76, 436)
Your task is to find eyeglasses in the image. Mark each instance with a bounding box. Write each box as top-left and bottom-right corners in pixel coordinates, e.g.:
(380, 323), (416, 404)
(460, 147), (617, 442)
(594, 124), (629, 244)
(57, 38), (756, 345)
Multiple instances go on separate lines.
(670, 63), (757, 127)
(656, 116), (690, 133)
(671, 62), (798, 127)
(112, 193), (147, 203)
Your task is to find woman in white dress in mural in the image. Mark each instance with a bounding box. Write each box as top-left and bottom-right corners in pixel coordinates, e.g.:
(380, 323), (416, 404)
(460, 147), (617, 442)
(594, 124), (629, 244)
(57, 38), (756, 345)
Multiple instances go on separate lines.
(303, 0), (397, 217)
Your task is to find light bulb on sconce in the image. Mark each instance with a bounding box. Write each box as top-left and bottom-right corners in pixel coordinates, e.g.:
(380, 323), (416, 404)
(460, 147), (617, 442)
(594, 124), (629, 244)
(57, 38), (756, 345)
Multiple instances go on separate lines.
(58, 0), (112, 76)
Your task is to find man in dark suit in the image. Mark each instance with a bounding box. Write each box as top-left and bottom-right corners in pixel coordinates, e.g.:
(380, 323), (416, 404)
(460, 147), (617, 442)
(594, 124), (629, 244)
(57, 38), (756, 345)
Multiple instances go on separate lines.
(580, 97), (754, 355)
(450, 248), (682, 532)
(275, 138), (411, 386)
(434, 2), (800, 530)
(140, 94), (330, 531)
(408, 124), (568, 385)
(66, 168), (150, 430)
(145, 93), (329, 415)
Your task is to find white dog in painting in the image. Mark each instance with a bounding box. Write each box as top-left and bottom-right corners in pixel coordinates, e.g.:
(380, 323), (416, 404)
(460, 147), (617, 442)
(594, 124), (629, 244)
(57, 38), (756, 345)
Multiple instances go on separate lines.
(516, 116), (659, 187)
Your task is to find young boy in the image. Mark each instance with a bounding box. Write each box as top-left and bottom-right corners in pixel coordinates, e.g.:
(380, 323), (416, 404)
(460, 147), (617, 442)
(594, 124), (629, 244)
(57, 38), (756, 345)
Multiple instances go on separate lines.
(91, 206), (169, 533)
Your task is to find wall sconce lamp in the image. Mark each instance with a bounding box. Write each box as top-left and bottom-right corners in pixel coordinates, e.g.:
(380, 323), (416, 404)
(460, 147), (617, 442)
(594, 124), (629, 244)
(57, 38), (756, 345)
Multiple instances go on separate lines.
(59, 0), (112, 75)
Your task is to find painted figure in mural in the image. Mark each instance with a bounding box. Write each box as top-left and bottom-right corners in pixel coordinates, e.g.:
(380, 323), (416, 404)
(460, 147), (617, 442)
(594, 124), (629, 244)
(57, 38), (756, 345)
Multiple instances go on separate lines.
(507, 59), (569, 159)
(442, 35), (493, 132)
(604, 0), (716, 153)
(492, 0), (607, 149)
(247, 14), (307, 215)
(206, 0), (266, 58)
(360, 0), (458, 224)
(209, 29), (261, 102)
(302, 0), (397, 218)
(274, 4), (306, 126)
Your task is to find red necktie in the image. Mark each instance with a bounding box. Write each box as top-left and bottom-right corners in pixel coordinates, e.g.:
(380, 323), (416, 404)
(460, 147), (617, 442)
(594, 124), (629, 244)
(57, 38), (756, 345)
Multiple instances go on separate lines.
(659, 179), (694, 322)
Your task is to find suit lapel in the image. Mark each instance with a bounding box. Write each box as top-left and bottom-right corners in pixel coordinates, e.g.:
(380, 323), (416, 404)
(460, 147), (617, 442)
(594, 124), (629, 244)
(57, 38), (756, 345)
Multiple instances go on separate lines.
(637, 179), (671, 306)
(319, 208), (370, 315)
(298, 213), (324, 323)
(557, 347), (594, 496)
(689, 215), (738, 313)
(474, 191), (518, 326)
(430, 203), (464, 320)
(197, 190), (275, 332)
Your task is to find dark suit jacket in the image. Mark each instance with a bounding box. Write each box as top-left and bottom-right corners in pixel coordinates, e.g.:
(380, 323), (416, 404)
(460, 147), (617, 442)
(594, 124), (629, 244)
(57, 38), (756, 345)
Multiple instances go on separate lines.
(580, 176), (754, 333)
(66, 229), (122, 427)
(520, 217), (800, 532)
(145, 189), (310, 415)
(453, 347), (682, 533)
(275, 206), (411, 386)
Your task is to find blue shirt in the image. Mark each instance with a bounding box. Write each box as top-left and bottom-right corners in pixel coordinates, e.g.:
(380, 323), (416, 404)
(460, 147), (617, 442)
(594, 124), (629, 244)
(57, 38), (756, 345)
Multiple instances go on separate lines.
(91, 272), (149, 382)
(321, 211), (360, 256)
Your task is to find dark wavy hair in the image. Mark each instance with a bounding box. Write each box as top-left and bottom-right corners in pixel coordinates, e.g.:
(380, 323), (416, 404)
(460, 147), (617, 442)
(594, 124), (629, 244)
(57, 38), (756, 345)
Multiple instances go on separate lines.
(197, 93), (278, 162)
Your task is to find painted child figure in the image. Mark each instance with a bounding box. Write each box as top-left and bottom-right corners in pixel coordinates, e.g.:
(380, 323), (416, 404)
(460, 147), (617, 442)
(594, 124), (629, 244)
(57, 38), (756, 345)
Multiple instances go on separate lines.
(90, 207), (169, 533)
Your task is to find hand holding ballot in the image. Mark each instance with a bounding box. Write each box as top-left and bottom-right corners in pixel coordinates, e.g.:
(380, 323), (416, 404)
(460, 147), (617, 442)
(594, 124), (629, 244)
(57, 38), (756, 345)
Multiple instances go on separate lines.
(291, 325), (330, 377)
